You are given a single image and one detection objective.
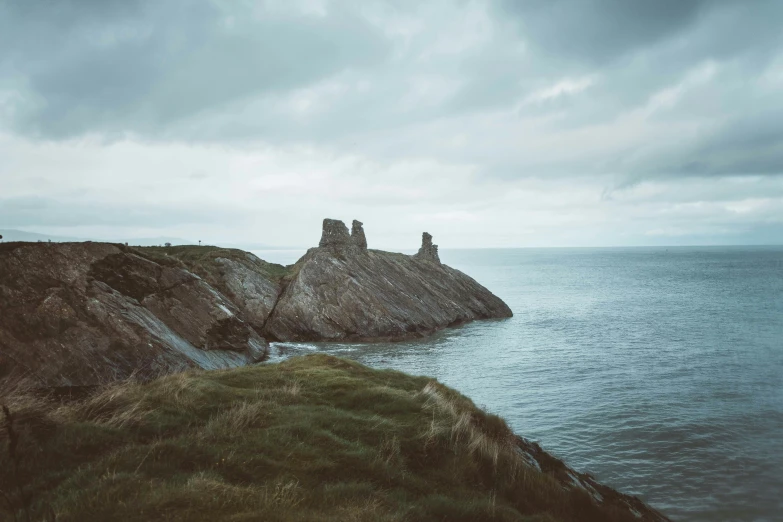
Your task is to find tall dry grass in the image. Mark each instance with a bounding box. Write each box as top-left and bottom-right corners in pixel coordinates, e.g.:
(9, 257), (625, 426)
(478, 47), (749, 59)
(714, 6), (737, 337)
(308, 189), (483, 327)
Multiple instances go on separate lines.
(418, 381), (526, 479)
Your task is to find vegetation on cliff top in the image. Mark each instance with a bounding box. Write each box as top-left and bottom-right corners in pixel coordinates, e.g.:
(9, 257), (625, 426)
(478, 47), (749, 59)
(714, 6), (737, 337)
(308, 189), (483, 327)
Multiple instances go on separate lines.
(137, 245), (293, 282)
(1, 355), (655, 522)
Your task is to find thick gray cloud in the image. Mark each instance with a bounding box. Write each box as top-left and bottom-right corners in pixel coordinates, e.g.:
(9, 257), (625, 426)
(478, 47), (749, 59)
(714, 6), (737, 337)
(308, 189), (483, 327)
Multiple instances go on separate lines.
(0, 0), (388, 138)
(493, 0), (782, 66)
(495, 0), (708, 64)
(1, 0), (782, 245)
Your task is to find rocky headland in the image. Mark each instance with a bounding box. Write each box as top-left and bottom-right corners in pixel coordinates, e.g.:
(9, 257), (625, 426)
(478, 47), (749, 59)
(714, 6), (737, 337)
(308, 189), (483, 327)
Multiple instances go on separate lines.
(0, 219), (511, 386)
(263, 219), (513, 342)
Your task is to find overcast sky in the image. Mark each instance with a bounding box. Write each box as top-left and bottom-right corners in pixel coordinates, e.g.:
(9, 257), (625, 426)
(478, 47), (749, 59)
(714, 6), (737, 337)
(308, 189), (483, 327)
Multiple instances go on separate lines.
(2, 0), (782, 248)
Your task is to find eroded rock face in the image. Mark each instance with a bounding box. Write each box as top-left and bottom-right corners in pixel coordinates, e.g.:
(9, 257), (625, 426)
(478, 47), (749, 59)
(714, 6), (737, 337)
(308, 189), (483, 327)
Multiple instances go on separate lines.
(0, 242), (267, 387)
(263, 220), (512, 342)
(351, 220), (368, 250)
(414, 232), (441, 264)
(187, 254), (282, 332)
(319, 218), (369, 252)
(319, 218), (352, 249)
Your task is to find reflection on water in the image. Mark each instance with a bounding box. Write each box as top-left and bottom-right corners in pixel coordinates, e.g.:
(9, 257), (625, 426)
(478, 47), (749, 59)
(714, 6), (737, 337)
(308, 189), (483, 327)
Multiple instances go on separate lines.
(264, 246), (783, 521)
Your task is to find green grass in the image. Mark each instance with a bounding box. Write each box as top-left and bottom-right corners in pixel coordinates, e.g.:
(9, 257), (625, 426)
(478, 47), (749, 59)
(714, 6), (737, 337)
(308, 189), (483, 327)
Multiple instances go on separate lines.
(135, 245), (292, 282)
(1, 355), (644, 522)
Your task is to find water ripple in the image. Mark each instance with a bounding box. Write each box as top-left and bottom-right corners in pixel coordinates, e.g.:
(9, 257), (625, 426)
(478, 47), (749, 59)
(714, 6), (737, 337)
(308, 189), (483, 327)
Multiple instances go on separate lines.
(272, 247), (783, 522)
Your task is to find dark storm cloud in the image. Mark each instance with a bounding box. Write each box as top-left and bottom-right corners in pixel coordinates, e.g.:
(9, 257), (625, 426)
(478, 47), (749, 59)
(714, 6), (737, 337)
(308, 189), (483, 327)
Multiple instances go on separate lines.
(493, 0), (708, 64)
(1, 0), (783, 183)
(0, 0), (389, 138)
(489, 0), (783, 179)
(493, 0), (783, 66)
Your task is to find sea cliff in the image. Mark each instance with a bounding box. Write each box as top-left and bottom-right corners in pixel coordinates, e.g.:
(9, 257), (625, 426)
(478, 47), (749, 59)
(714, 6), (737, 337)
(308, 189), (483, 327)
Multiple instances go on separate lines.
(0, 219), (510, 386)
(264, 219), (513, 342)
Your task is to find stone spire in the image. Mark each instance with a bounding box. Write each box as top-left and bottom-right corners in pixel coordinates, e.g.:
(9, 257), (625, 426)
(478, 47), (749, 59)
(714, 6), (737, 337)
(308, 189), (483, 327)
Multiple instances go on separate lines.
(318, 218), (369, 252)
(351, 220), (368, 250)
(414, 232), (441, 264)
(319, 218), (351, 248)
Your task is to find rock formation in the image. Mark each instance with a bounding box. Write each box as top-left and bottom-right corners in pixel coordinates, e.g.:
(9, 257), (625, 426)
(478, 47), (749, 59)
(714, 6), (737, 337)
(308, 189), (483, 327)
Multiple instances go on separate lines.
(414, 232), (440, 263)
(351, 219), (368, 249)
(318, 218), (352, 249)
(319, 218), (368, 251)
(263, 219), (512, 342)
(0, 242), (271, 387)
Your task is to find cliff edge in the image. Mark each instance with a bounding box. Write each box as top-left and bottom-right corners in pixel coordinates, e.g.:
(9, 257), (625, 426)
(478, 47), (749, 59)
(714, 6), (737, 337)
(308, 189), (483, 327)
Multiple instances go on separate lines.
(0, 354), (670, 522)
(0, 242), (271, 387)
(263, 219), (513, 342)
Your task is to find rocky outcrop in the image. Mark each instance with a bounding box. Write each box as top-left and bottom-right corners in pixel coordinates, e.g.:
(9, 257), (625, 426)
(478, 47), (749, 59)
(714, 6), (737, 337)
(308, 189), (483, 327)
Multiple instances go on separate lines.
(319, 218), (369, 252)
(0, 242), (268, 387)
(318, 218), (352, 249)
(0, 220), (512, 386)
(205, 256), (281, 331)
(262, 219), (512, 342)
(351, 219), (368, 249)
(414, 232), (440, 263)
(155, 248), (284, 333)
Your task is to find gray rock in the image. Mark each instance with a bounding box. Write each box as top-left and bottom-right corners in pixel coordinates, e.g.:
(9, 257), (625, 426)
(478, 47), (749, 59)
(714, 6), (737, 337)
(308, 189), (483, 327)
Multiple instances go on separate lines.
(0, 242), (267, 387)
(414, 232), (441, 263)
(196, 255), (281, 332)
(263, 220), (512, 342)
(351, 220), (368, 250)
(319, 218), (352, 249)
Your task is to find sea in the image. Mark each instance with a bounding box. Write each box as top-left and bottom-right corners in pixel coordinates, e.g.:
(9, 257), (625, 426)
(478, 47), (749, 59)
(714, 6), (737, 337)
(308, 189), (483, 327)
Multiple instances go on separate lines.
(253, 246), (783, 522)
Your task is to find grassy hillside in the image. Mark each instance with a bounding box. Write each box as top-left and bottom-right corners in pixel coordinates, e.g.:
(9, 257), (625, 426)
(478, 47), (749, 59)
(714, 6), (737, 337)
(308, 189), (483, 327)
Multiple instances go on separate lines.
(137, 245), (293, 282)
(0, 355), (657, 522)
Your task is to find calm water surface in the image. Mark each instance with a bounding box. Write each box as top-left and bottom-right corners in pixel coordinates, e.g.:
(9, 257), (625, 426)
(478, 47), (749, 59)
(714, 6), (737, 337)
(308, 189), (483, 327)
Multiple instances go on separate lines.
(257, 247), (783, 522)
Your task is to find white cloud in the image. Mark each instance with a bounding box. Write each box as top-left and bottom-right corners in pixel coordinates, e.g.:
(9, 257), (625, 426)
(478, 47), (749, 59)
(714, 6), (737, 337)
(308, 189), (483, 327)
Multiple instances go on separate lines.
(523, 76), (596, 104)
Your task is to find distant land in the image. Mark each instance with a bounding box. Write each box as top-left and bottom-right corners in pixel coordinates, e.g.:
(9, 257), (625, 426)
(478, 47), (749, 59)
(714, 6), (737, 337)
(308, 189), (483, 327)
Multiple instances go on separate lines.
(0, 229), (299, 250)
